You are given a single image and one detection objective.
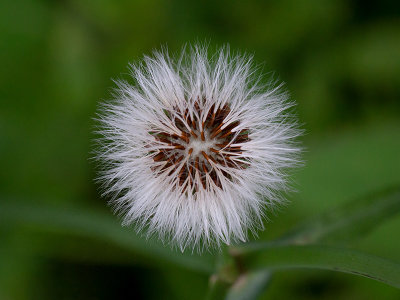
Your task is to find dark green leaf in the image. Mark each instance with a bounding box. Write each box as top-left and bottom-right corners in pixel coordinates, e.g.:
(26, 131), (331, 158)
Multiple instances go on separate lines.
(0, 200), (214, 274)
(277, 185), (400, 245)
(233, 244), (400, 288)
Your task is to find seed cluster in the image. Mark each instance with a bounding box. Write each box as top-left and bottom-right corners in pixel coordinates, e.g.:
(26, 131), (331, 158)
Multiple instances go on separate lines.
(151, 103), (250, 193)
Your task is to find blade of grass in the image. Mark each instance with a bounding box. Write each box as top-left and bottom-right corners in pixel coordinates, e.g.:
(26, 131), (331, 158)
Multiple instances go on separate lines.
(0, 200), (214, 274)
(275, 185), (400, 245)
(232, 244), (400, 288)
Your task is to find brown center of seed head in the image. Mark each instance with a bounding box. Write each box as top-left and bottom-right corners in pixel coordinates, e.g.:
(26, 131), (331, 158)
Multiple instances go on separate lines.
(152, 102), (250, 193)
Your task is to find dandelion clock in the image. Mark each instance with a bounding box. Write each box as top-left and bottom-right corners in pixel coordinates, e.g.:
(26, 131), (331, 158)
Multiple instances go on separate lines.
(95, 45), (301, 251)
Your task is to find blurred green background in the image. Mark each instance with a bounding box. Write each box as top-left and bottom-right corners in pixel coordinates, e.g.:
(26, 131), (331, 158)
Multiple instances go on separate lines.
(1, 0), (400, 299)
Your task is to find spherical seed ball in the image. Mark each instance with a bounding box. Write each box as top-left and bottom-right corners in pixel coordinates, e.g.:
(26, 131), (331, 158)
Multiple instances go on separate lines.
(95, 45), (302, 251)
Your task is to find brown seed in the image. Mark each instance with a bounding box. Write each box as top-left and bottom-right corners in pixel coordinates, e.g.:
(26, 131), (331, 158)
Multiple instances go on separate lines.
(188, 165), (193, 186)
(210, 169), (222, 188)
(206, 104), (216, 127)
(208, 112), (216, 127)
(194, 101), (201, 112)
(216, 143), (229, 148)
(223, 120), (240, 132)
(156, 137), (172, 144)
(202, 162), (208, 174)
(210, 127), (223, 139)
(190, 130), (198, 138)
(200, 174), (206, 189)
(221, 169), (232, 180)
(201, 151), (210, 162)
(153, 152), (165, 162)
(156, 132), (170, 138)
(226, 146), (242, 151)
(174, 118), (185, 130)
(174, 155), (184, 165)
(214, 105), (230, 123)
(219, 129), (234, 139)
(150, 101), (250, 193)
(178, 166), (187, 186)
(161, 160), (173, 172)
(180, 132), (190, 143)
(233, 134), (249, 143)
(195, 157), (200, 172)
(210, 155), (217, 164)
(210, 122), (224, 138)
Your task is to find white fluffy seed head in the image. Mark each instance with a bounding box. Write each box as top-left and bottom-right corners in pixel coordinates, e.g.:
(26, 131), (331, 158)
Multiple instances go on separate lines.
(95, 45), (302, 252)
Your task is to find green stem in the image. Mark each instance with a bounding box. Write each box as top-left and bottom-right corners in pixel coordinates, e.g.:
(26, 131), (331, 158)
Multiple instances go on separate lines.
(205, 275), (230, 300)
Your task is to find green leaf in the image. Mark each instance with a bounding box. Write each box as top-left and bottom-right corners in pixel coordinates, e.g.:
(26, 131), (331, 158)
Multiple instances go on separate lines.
(233, 244), (400, 289)
(0, 200), (214, 274)
(276, 185), (400, 245)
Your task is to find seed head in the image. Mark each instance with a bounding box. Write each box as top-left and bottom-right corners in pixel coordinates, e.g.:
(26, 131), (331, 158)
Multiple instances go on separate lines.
(96, 45), (301, 251)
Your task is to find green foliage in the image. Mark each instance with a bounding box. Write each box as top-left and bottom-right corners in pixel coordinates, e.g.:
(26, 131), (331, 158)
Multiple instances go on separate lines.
(1, 0), (400, 299)
(1, 186), (400, 299)
(0, 200), (214, 274)
(226, 186), (400, 298)
(239, 245), (400, 289)
(272, 186), (400, 245)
